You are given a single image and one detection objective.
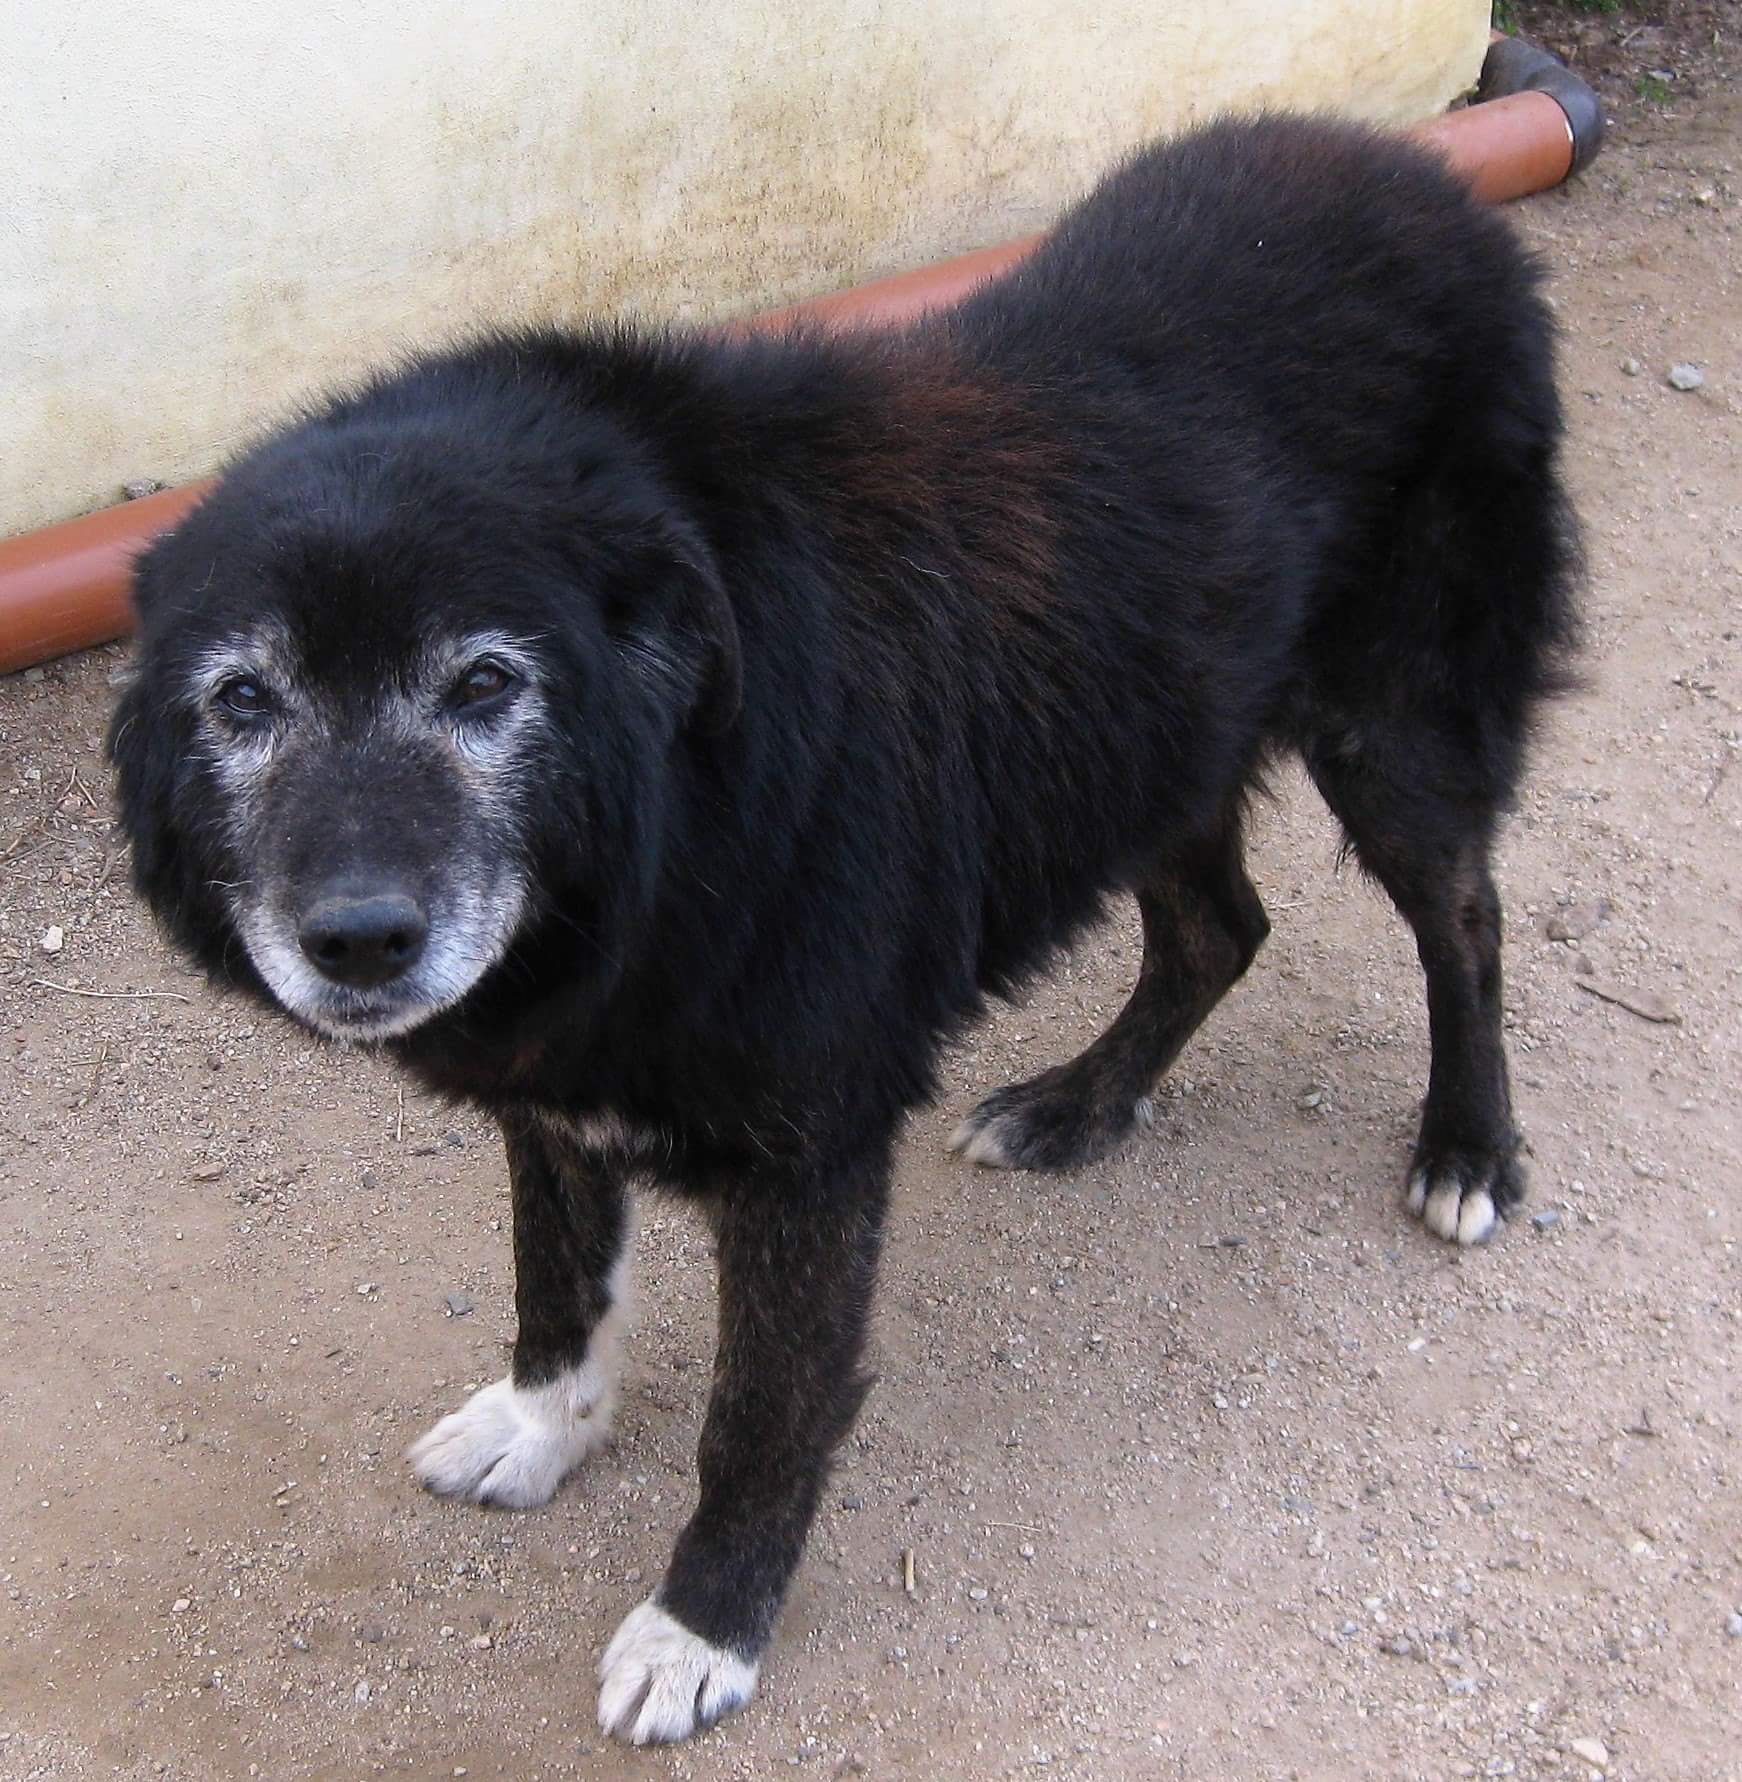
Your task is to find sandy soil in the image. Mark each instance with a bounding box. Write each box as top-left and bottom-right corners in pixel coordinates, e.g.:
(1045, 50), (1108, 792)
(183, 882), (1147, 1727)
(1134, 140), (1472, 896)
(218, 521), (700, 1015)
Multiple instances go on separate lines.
(2, 32), (1738, 1782)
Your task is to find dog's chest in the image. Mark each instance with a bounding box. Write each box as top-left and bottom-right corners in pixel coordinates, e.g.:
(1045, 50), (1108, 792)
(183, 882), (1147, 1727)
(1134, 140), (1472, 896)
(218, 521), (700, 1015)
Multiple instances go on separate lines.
(534, 1107), (676, 1169)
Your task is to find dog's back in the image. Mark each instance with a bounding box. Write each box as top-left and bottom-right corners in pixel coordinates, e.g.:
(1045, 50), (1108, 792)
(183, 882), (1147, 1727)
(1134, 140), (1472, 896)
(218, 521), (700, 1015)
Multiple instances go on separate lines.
(958, 113), (1579, 741)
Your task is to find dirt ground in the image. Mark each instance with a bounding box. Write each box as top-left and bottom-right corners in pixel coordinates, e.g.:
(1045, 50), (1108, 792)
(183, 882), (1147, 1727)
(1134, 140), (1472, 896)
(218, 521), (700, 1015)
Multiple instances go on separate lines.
(2, 24), (1739, 1782)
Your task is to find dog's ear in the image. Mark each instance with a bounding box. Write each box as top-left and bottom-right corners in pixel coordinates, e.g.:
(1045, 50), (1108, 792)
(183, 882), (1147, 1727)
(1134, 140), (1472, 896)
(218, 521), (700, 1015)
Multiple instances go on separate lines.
(608, 517), (742, 735)
(106, 662), (188, 912)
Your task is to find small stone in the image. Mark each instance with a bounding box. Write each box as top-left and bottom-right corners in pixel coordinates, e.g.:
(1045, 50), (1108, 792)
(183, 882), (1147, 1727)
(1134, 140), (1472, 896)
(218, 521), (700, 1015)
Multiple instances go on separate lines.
(443, 1293), (474, 1318)
(1621, 356), (1642, 376)
(839, 1495), (864, 1511)
(967, 1587), (988, 1602)
(39, 925), (64, 956)
(353, 1679), (372, 1704)
(1725, 1610), (1742, 1638)
(1570, 1737), (1609, 1769)
(1667, 363), (1704, 392)
(468, 1633), (492, 1650)
(123, 478), (168, 500)
(1531, 1209), (1562, 1231)
(356, 1282), (378, 1296)
(1545, 899), (1607, 943)
(358, 1623), (384, 1644)
(171, 1597), (191, 1614)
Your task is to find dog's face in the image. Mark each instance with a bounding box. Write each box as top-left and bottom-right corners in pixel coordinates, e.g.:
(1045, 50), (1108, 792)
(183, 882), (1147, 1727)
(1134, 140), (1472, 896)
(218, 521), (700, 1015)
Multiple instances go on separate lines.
(109, 387), (738, 1044)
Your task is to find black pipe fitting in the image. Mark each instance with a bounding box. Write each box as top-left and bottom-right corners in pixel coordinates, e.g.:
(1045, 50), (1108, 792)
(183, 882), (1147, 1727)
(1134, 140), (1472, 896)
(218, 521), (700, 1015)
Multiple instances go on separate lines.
(1478, 34), (1605, 175)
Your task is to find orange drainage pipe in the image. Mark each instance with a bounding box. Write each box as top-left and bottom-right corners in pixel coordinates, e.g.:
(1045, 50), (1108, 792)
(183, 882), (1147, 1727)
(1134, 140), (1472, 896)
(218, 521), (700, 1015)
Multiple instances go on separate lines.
(0, 38), (1601, 678)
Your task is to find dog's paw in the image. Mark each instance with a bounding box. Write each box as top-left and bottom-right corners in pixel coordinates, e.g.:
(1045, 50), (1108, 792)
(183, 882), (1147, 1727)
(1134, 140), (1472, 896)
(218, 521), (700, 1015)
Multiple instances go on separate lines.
(1405, 1144), (1524, 1247)
(407, 1367), (614, 1509)
(949, 1070), (1152, 1172)
(596, 1600), (758, 1745)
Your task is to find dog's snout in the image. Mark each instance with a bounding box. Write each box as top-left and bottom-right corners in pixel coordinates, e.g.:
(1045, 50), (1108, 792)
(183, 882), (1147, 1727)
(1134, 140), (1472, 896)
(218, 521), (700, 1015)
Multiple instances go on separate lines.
(298, 892), (428, 988)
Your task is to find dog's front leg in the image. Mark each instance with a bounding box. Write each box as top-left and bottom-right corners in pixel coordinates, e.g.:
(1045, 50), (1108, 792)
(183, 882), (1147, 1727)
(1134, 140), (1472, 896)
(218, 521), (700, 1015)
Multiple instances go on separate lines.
(409, 1110), (630, 1507)
(597, 1147), (889, 1744)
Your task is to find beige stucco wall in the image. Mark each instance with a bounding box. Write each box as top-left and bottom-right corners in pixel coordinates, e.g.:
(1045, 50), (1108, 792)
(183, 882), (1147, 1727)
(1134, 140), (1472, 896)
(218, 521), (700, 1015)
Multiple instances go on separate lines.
(1, 1), (1489, 537)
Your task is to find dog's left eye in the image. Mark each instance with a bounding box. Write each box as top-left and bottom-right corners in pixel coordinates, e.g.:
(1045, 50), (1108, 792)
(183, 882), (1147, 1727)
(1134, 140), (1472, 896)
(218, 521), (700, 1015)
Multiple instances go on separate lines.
(215, 676), (270, 720)
(450, 660), (518, 713)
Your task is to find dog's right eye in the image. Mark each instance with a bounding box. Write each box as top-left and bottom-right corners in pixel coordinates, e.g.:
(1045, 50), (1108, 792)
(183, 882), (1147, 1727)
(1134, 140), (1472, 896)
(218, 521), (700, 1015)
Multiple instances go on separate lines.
(215, 677), (270, 720)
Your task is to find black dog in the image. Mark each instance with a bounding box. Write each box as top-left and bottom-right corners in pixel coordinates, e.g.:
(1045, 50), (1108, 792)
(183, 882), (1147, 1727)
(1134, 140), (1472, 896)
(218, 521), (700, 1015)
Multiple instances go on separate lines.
(109, 115), (1578, 1742)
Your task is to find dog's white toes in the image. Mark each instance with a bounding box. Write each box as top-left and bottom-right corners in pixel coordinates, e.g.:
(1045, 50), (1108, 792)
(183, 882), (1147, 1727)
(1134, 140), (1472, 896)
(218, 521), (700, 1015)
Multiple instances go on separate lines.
(596, 1600), (758, 1745)
(407, 1370), (613, 1509)
(1456, 1188), (1497, 1246)
(947, 1114), (1015, 1168)
(1405, 1168), (1430, 1217)
(1407, 1169), (1500, 1248)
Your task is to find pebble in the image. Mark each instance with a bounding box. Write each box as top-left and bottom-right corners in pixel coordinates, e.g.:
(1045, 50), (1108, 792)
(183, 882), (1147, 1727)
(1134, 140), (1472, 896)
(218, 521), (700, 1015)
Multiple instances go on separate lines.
(1621, 356), (1642, 376)
(171, 1597), (191, 1614)
(40, 925), (64, 956)
(444, 1293), (474, 1318)
(1667, 362), (1704, 391)
(1570, 1736), (1609, 1769)
(468, 1633), (493, 1650)
(1531, 1209), (1562, 1231)
(354, 1679), (372, 1704)
(1725, 1610), (1742, 1638)
(123, 478), (168, 500)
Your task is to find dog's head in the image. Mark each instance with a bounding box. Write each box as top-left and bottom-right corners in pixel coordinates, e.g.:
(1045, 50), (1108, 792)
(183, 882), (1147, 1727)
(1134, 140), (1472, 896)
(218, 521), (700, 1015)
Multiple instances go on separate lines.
(108, 356), (739, 1043)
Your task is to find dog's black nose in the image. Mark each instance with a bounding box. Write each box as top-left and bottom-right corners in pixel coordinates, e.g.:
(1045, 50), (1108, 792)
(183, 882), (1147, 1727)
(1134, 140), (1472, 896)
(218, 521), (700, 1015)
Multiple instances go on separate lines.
(298, 893), (428, 988)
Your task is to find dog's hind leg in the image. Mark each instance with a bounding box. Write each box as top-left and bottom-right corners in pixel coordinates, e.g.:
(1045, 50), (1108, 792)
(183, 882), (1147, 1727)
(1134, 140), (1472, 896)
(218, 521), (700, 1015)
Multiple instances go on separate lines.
(408, 1111), (631, 1507)
(1305, 733), (1521, 1247)
(950, 815), (1270, 1172)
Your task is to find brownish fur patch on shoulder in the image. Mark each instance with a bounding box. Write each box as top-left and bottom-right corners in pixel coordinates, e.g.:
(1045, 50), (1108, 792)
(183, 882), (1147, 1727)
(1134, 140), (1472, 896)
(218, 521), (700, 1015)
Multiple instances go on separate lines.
(819, 335), (1062, 628)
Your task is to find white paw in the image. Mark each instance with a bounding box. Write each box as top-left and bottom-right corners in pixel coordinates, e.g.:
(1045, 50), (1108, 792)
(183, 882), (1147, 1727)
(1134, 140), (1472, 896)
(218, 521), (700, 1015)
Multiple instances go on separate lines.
(596, 1600), (758, 1745)
(946, 1112), (1016, 1168)
(407, 1359), (616, 1508)
(1406, 1167), (1498, 1247)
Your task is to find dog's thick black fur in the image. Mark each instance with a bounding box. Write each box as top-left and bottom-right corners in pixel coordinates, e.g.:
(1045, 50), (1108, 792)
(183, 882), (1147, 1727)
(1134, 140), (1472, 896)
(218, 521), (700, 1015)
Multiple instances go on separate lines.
(110, 116), (1578, 1741)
